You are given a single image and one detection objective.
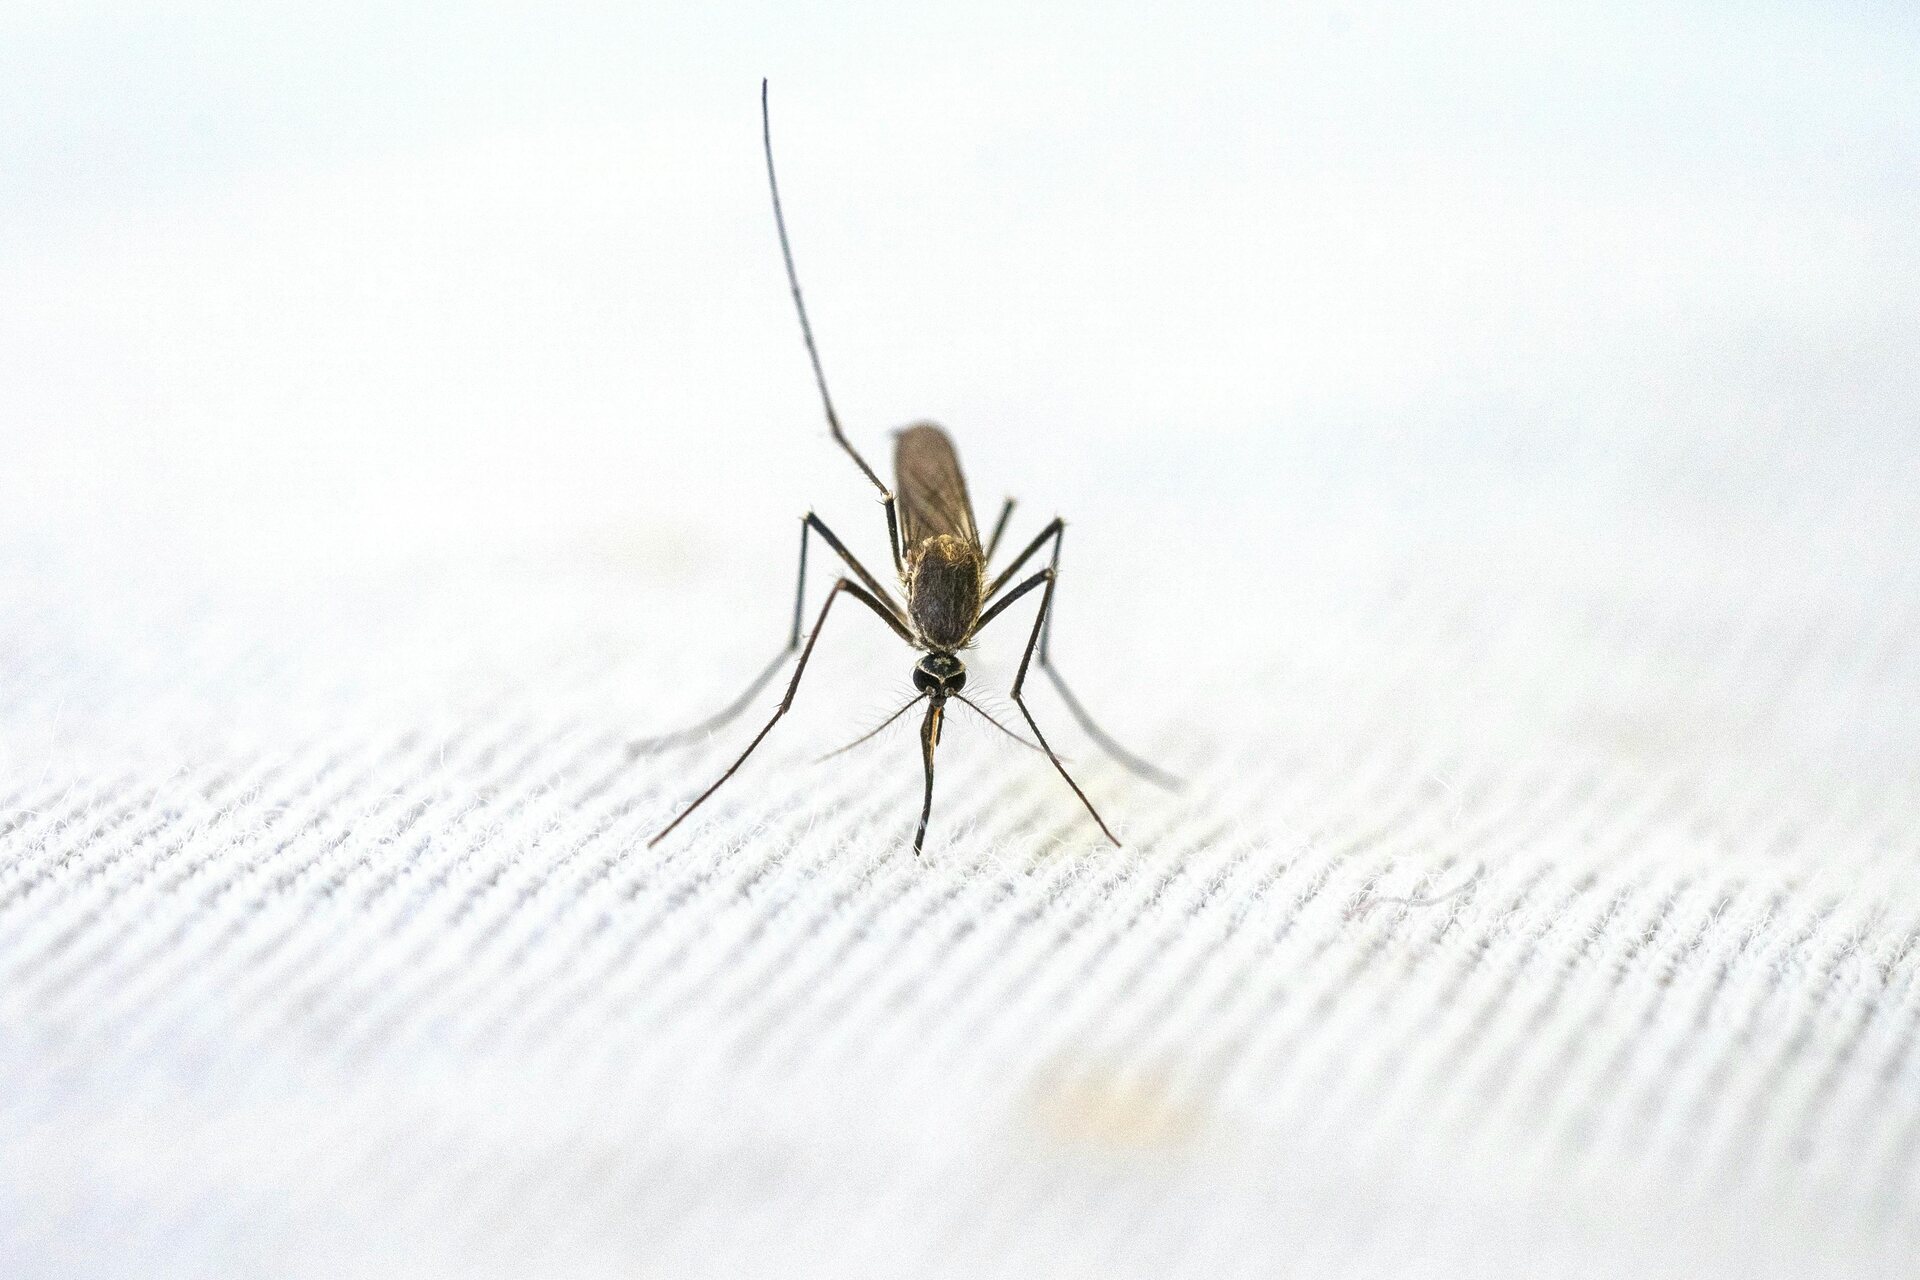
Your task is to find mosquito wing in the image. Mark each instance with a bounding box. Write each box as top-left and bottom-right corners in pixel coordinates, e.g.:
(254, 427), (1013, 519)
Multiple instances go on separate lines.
(894, 422), (980, 551)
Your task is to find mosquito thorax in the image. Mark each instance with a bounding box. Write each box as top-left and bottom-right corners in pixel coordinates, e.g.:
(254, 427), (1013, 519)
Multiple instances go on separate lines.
(913, 652), (967, 695)
(905, 534), (986, 651)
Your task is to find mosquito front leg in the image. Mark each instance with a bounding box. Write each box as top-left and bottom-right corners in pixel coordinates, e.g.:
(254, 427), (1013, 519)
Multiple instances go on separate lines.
(649, 577), (913, 847)
(632, 514), (905, 755)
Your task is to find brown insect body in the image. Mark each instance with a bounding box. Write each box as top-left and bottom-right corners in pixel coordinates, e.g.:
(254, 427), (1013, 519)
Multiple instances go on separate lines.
(896, 423), (986, 654)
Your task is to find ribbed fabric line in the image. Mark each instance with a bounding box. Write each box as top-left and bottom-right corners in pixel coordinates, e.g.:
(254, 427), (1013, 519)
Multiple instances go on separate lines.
(1461, 776), (1712, 1139)
(457, 806), (755, 1056)
(738, 852), (991, 1077)
(1857, 932), (1920, 1187)
(4, 746), (329, 1002)
(0, 770), (150, 915)
(1706, 891), (1878, 1188)
(315, 726), (645, 1061)
(1685, 887), (1847, 1185)
(73, 715), (528, 1057)
(698, 759), (1113, 1059)
(1780, 954), (1905, 1198)
(31, 731), (425, 1036)
(1736, 894), (1899, 1184)
(0, 774), (200, 927)
(517, 794), (889, 1056)
(357, 747), (670, 1055)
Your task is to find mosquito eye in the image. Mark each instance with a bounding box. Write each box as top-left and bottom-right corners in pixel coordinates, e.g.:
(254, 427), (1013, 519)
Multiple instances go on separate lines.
(913, 666), (938, 693)
(947, 668), (966, 692)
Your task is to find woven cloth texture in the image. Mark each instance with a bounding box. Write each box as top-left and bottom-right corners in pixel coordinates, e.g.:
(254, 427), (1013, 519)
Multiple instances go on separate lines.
(5, 8), (1920, 1277)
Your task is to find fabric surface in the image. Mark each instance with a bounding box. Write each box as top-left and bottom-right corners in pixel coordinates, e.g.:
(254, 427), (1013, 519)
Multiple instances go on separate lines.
(4, 6), (1919, 1277)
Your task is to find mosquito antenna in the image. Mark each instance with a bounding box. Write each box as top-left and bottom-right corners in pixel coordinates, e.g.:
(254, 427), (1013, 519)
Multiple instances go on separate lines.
(815, 693), (927, 762)
(954, 694), (1043, 754)
(762, 79), (894, 509)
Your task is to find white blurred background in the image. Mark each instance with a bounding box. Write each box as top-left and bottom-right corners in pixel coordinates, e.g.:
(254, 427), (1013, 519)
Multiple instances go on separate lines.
(4, 1), (1913, 571)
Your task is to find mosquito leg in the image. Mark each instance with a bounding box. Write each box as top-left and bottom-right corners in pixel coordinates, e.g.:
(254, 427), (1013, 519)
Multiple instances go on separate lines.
(803, 511), (903, 616)
(978, 520), (1182, 790)
(649, 578), (911, 847)
(984, 498), (1016, 563)
(631, 515), (905, 755)
(1034, 525), (1182, 790)
(985, 516), (1061, 600)
(1037, 666), (1182, 790)
(991, 567), (1121, 846)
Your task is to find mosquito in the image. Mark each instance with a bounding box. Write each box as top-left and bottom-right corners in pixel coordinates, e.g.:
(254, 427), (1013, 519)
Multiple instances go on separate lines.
(637, 81), (1180, 854)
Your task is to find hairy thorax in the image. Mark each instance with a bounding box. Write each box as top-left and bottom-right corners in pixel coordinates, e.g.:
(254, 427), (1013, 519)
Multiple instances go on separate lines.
(905, 534), (985, 651)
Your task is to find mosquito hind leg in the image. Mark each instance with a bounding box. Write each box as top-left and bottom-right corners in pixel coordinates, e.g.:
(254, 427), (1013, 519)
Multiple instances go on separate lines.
(980, 519), (1182, 790)
(631, 514), (904, 755)
(988, 566), (1121, 846)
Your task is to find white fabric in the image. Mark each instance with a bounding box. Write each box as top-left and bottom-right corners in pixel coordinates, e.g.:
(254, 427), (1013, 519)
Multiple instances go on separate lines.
(4, 6), (1919, 1277)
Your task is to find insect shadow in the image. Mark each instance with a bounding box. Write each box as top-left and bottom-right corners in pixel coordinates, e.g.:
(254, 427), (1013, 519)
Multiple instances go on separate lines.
(635, 81), (1180, 854)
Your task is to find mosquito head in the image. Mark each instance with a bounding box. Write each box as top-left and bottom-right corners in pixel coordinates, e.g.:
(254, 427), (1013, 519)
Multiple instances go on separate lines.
(913, 652), (967, 697)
